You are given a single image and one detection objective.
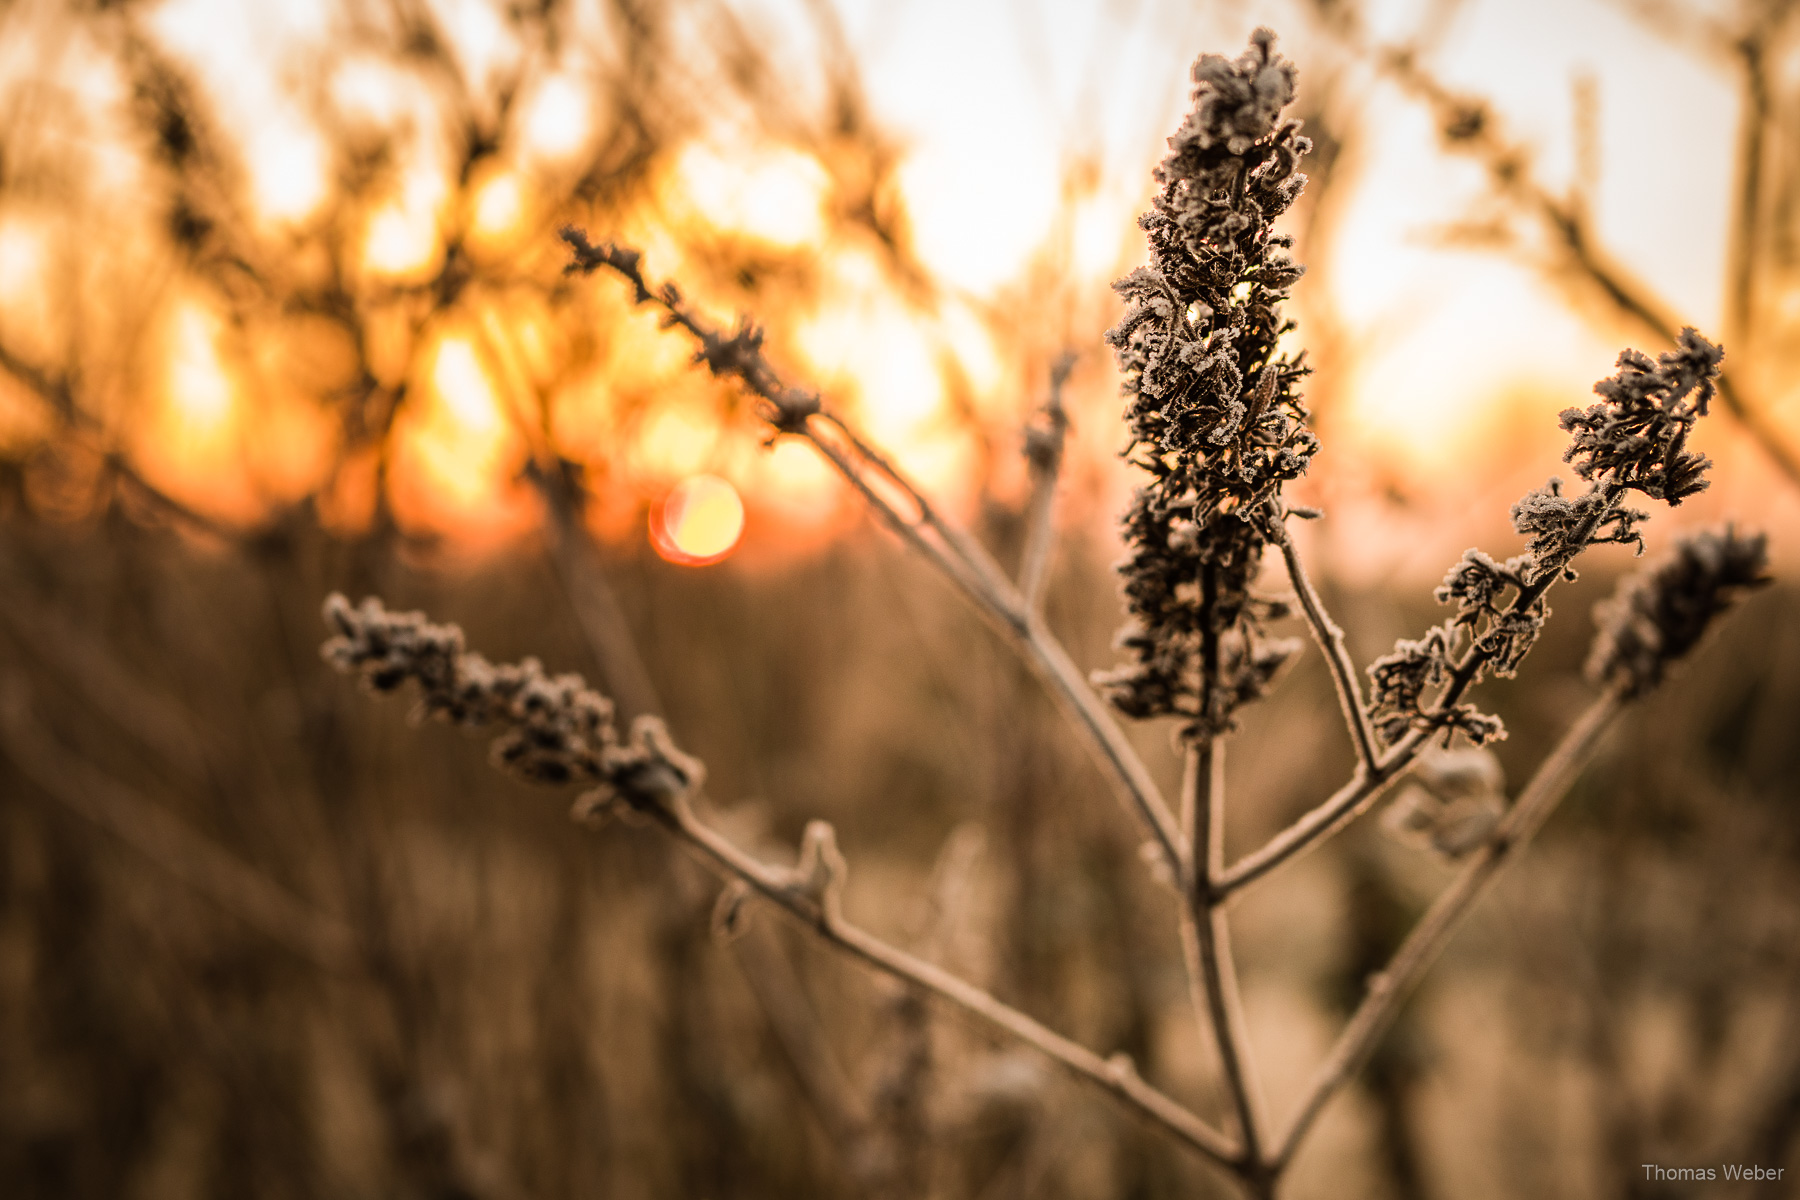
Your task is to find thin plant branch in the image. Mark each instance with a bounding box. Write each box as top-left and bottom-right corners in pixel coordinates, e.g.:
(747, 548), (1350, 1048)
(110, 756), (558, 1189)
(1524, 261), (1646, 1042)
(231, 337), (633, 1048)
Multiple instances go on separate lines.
(1180, 738), (1271, 1178)
(1271, 687), (1626, 1168)
(528, 461), (667, 721)
(1224, 479), (1633, 896)
(560, 229), (1187, 885)
(729, 922), (875, 1148)
(1272, 522), (1379, 773)
(1725, 29), (1770, 352)
(647, 793), (1241, 1169)
(1215, 744), (1416, 898)
(304, 30), (1771, 1196)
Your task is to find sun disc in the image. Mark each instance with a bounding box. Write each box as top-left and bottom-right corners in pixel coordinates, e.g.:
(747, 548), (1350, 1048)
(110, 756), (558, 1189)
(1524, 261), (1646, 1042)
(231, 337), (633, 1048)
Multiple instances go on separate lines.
(652, 474), (744, 565)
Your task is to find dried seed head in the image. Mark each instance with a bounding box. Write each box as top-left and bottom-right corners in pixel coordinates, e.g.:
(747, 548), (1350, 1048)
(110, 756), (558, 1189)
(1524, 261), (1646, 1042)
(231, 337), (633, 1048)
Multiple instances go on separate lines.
(1559, 329), (1720, 504)
(1367, 332), (1726, 747)
(1099, 29), (1316, 740)
(1587, 526), (1770, 698)
(321, 594), (700, 813)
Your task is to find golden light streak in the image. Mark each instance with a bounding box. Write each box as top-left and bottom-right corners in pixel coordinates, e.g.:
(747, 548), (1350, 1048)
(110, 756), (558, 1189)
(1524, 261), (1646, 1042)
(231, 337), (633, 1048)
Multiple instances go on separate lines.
(651, 474), (744, 565)
(386, 330), (534, 546)
(749, 438), (838, 511)
(897, 139), (1058, 294)
(1070, 192), (1133, 282)
(935, 301), (1004, 398)
(795, 293), (942, 446)
(635, 404), (719, 480)
(133, 299), (259, 521)
(331, 57), (409, 124)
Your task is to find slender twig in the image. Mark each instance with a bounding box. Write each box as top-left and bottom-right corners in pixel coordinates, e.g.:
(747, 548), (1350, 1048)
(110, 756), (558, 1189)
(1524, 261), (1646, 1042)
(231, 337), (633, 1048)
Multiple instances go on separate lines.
(804, 429), (1022, 624)
(528, 462), (666, 720)
(561, 232), (1186, 883)
(1019, 353), (1074, 611)
(805, 426), (1187, 876)
(1215, 750), (1407, 898)
(821, 411), (1023, 606)
(1180, 739), (1270, 1175)
(1272, 522), (1378, 772)
(645, 793), (1240, 1168)
(1224, 482), (1628, 896)
(1272, 687), (1625, 1168)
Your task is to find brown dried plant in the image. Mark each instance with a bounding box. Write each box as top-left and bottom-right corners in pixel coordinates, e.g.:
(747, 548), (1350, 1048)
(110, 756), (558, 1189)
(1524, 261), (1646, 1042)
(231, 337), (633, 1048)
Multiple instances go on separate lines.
(320, 30), (1773, 1199)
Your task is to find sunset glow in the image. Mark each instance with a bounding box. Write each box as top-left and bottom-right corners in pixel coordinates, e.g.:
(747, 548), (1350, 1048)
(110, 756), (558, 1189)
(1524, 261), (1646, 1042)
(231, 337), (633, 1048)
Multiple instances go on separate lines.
(0, 0), (1783, 559)
(0, 220), (44, 307)
(470, 173), (525, 242)
(431, 338), (505, 436)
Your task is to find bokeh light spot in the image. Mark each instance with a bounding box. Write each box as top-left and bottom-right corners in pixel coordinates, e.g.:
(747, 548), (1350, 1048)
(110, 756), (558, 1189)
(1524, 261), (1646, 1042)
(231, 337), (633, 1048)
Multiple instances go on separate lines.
(248, 120), (327, 221)
(675, 145), (827, 247)
(0, 221), (45, 305)
(651, 474), (744, 565)
(168, 303), (233, 428)
(471, 173), (524, 240)
(522, 73), (590, 158)
(430, 338), (503, 434)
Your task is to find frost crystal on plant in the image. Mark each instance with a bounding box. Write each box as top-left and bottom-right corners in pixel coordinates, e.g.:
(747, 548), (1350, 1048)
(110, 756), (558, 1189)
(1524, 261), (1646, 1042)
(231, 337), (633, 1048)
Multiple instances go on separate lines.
(1097, 28), (1316, 739)
(321, 594), (702, 808)
(1367, 330), (1726, 746)
(1559, 329), (1720, 504)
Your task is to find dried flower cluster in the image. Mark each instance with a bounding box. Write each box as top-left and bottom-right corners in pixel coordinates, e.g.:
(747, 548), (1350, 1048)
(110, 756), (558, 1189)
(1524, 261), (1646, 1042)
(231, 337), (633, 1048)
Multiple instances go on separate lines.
(1587, 526), (1771, 697)
(1097, 28), (1318, 739)
(1367, 331), (1725, 745)
(321, 593), (702, 814)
